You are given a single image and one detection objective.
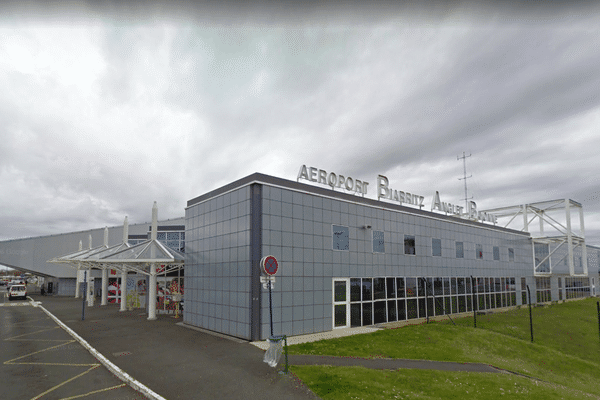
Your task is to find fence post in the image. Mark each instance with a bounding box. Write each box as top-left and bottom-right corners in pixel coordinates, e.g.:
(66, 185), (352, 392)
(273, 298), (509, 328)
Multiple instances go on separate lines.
(471, 275), (477, 329)
(597, 301), (600, 342)
(527, 285), (533, 343)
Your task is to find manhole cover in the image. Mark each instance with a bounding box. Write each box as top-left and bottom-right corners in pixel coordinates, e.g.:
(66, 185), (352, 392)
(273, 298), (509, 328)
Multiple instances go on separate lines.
(112, 351), (132, 357)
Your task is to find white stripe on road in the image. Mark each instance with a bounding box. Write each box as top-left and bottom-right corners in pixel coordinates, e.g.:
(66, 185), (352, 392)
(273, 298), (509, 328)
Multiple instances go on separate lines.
(32, 301), (167, 400)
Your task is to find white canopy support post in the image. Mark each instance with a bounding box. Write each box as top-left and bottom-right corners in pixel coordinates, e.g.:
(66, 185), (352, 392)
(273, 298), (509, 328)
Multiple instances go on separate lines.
(148, 202), (158, 320)
(75, 240), (83, 298)
(87, 269), (93, 306)
(148, 263), (157, 320)
(101, 267), (108, 306)
(120, 217), (129, 312)
(120, 265), (127, 312)
(87, 236), (93, 307)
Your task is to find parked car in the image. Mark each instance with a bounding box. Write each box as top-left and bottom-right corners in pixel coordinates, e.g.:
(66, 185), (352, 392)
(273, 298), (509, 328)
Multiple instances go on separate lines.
(8, 285), (27, 300)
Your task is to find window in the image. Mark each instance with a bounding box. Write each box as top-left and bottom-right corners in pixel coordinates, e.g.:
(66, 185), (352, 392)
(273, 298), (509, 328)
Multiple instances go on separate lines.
(404, 235), (416, 255)
(455, 242), (464, 258)
(332, 225), (349, 250)
(432, 238), (442, 257)
(508, 248), (515, 262)
(476, 244), (483, 259)
(493, 246), (500, 261)
(373, 231), (385, 253)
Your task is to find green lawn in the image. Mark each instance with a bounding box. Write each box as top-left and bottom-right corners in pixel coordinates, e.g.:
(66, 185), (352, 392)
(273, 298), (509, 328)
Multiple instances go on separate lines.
(287, 298), (600, 399)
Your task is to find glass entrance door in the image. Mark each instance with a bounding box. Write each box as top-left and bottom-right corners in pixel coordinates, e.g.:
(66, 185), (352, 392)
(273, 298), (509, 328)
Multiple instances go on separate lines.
(333, 278), (350, 329)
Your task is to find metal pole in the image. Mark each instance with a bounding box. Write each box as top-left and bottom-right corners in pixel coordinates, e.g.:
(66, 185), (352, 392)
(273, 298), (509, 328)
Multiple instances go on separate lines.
(283, 335), (289, 374)
(471, 276), (477, 328)
(269, 279), (274, 337)
(527, 285), (533, 342)
(597, 301), (600, 342)
(82, 271), (87, 321)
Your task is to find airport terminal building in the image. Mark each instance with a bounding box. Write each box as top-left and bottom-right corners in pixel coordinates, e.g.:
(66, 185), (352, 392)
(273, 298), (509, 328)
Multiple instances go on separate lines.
(1, 168), (598, 341)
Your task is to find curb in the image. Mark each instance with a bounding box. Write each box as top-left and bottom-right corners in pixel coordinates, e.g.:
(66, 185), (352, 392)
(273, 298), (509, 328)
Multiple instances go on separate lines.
(32, 299), (166, 400)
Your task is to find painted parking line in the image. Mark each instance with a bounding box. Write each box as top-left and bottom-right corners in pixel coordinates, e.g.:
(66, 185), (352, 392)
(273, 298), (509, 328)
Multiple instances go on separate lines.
(35, 301), (166, 400)
(1, 300), (152, 400)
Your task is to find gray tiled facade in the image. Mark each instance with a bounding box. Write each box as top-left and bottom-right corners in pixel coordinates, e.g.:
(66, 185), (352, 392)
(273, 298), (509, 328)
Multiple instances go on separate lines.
(183, 173), (535, 341)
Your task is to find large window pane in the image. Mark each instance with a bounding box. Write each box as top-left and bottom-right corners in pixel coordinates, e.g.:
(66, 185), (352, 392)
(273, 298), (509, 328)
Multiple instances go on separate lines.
(334, 305), (346, 327)
(407, 299), (418, 319)
(451, 278), (457, 295)
(374, 301), (387, 324)
(418, 298), (426, 318)
(397, 300), (406, 320)
(443, 278), (450, 296)
(351, 278), (361, 302)
(363, 303), (373, 325)
(386, 278), (396, 299)
(457, 278), (465, 294)
(427, 298), (434, 317)
(351, 304), (362, 327)
(362, 278), (373, 301)
(374, 278), (386, 300)
(444, 297), (451, 314)
(458, 296), (466, 313)
(434, 296), (444, 315)
(334, 281), (347, 302)
(387, 300), (397, 322)
(396, 278), (405, 298)
(406, 278), (417, 297)
(465, 277), (472, 294)
(418, 278), (426, 297)
(434, 278), (444, 296)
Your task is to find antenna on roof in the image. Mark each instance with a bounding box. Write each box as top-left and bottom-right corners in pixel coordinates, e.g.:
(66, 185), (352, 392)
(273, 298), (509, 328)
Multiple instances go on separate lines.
(457, 152), (472, 212)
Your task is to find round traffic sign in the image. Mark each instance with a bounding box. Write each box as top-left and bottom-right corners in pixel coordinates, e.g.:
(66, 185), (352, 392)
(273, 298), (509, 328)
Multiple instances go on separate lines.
(261, 255), (278, 276)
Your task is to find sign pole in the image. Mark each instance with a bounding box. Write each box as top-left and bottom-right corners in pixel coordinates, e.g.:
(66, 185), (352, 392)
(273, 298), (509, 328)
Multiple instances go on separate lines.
(82, 270), (87, 321)
(269, 279), (274, 337)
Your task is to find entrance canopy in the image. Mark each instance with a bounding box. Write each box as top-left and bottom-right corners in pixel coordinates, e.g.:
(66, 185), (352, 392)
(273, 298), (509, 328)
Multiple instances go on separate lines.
(98, 239), (185, 276)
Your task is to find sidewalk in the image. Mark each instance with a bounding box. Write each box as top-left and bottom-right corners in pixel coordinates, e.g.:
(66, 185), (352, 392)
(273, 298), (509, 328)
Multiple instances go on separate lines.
(32, 295), (318, 400)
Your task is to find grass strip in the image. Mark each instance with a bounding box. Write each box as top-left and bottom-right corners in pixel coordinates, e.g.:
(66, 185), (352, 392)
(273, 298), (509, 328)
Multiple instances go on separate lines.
(290, 365), (600, 400)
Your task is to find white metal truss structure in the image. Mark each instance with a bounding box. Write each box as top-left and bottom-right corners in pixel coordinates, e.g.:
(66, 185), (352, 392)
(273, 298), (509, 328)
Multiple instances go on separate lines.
(482, 199), (587, 276)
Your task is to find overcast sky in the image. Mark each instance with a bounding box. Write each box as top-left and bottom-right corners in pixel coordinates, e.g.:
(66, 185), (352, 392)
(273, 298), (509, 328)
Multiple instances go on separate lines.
(1, 2), (599, 245)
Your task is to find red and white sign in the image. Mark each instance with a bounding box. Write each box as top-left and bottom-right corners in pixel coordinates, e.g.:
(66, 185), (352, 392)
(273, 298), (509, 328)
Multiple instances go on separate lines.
(261, 255), (279, 276)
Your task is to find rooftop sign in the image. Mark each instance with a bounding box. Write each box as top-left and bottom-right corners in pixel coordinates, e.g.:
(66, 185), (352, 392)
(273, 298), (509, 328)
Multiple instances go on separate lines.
(296, 164), (497, 225)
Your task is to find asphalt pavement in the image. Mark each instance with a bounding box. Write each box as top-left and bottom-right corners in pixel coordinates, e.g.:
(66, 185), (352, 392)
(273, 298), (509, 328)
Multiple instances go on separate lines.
(29, 295), (319, 400)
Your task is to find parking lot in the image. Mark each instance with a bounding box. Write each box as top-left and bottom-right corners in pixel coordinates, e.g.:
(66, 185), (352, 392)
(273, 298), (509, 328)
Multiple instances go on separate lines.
(0, 296), (149, 400)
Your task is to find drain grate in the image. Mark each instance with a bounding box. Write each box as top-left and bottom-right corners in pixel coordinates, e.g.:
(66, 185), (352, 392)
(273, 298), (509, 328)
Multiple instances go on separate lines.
(112, 351), (132, 357)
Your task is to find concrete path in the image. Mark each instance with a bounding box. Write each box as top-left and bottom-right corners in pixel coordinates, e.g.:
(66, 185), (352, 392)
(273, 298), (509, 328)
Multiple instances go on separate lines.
(288, 355), (500, 373)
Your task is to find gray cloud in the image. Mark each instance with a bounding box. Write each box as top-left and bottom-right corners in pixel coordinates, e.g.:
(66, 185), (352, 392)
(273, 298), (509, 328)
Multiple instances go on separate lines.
(1, 5), (600, 245)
